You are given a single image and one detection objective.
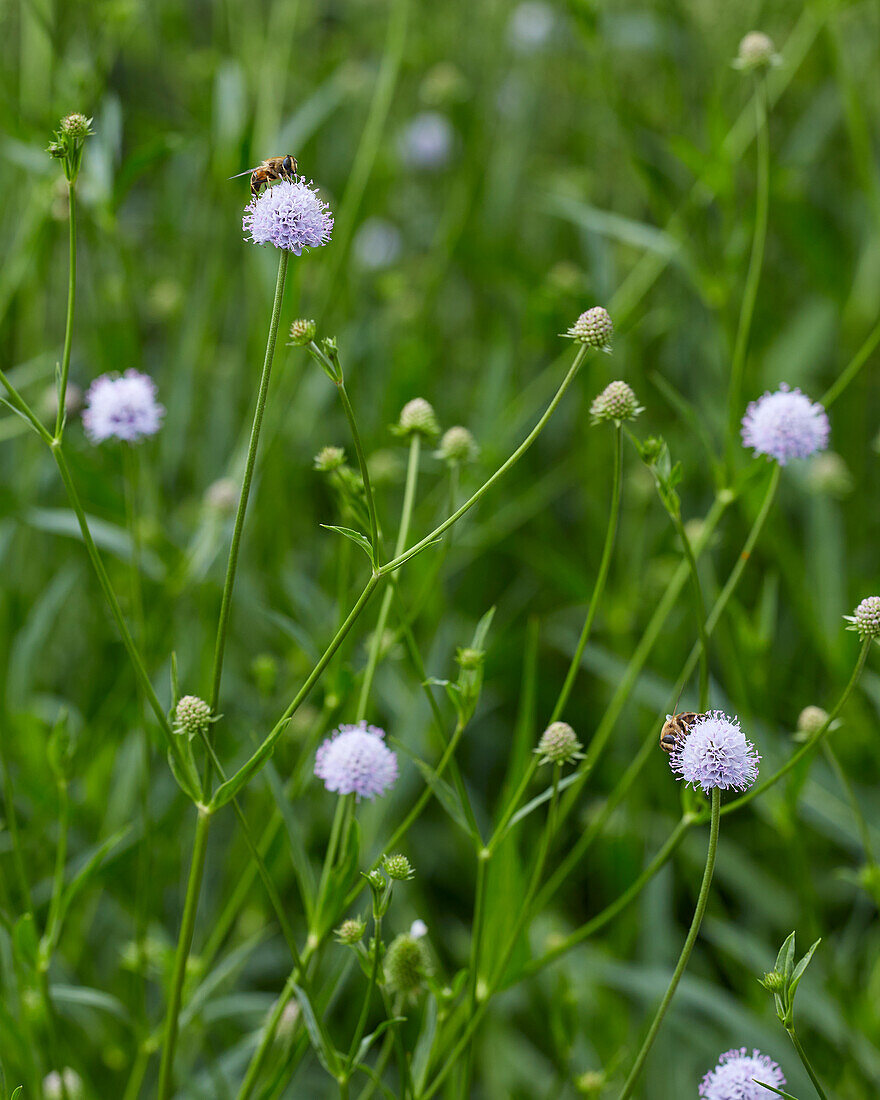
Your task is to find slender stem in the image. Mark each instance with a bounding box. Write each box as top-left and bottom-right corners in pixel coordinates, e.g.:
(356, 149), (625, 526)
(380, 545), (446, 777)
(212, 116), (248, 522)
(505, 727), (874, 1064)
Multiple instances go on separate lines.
(380, 344), (589, 575)
(315, 795), (351, 933)
(723, 638), (871, 816)
(357, 434), (420, 718)
(823, 742), (876, 865)
(550, 423), (622, 723)
(157, 808), (212, 1100)
(0, 731), (34, 919)
(671, 509), (710, 711)
(785, 1027), (829, 1100)
(0, 367), (53, 443)
(347, 905), (382, 1068)
(41, 778), (69, 958)
(726, 75), (769, 464)
(54, 180), (77, 440)
(210, 250), (289, 714)
(616, 788), (721, 1100)
(337, 380), (381, 553)
(820, 315), (880, 408)
(466, 851), (489, 1016)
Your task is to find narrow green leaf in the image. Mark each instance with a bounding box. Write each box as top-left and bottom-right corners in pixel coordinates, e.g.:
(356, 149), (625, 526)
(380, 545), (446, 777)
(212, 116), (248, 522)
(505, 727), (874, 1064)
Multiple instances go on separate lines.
(353, 1016), (406, 1067)
(776, 931), (797, 982)
(320, 525), (375, 565)
(293, 983), (339, 1076)
(752, 1081), (801, 1099)
(12, 915), (38, 971)
(789, 937), (821, 999)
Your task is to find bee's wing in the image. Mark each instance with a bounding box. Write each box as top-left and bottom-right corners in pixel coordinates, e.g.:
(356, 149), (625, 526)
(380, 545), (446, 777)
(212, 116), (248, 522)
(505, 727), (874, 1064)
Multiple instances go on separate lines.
(227, 166), (260, 180)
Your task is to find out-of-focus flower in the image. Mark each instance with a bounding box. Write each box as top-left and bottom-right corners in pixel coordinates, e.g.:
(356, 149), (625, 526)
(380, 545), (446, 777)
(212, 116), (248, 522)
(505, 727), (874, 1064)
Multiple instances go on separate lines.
(436, 425), (478, 467)
(845, 596), (880, 641)
(420, 62), (470, 106)
(314, 445), (347, 472)
(796, 705), (829, 739)
(733, 32), (781, 71)
(385, 931), (432, 996)
(508, 1), (555, 52)
(43, 1069), (84, 1100)
(393, 398), (440, 441)
(741, 385), (829, 465)
(410, 918), (428, 939)
(205, 477), (239, 514)
(314, 722), (398, 800)
(804, 450), (852, 497)
(590, 381), (643, 425)
(353, 217), (402, 270)
(243, 178), (333, 254)
(534, 721), (583, 766)
(669, 711), (759, 793)
(398, 112), (454, 170)
(83, 370), (164, 443)
(699, 1047), (785, 1099)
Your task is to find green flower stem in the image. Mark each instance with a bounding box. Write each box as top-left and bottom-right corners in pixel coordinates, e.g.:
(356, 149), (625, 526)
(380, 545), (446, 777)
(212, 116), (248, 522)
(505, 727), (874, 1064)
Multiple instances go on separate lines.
(314, 794), (353, 934)
(50, 444), (197, 794)
(337, 379), (381, 553)
(54, 180), (77, 440)
(785, 1025), (829, 1100)
(464, 849), (489, 1032)
(356, 434), (421, 719)
(726, 74), (769, 466)
(823, 741), (876, 866)
(722, 637), (872, 817)
(616, 788), (721, 1100)
(820, 315), (880, 408)
(671, 507), (710, 712)
(422, 767), (563, 1100)
(379, 344), (589, 576)
(0, 366), (54, 443)
(157, 807), (212, 1099)
(521, 816), (694, 981)
(550, 422), (623, 723)
(346, 900), (382, 1070)
(39, 777), (69, 965)
(209, 249), (289, 715)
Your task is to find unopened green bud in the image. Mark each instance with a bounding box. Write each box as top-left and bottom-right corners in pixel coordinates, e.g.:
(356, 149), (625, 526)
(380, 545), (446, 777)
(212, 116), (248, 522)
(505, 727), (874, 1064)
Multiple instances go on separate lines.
(384, 933), (431, 996)
(394, 398), (440, 441)
(760, 969), (785, 994)
(437, 425), (478, 466)
(564, 306), (612, 350)
(590, 381), (643, 424)
(733, 32), (780, 71)
(335, 917), (367, 945)
(382, 853), (415, 881)
(173, 695), (212, 740)
(535, 721), (583, 766)
(60, 113), (93, 140)
(289, 318), (316, 346)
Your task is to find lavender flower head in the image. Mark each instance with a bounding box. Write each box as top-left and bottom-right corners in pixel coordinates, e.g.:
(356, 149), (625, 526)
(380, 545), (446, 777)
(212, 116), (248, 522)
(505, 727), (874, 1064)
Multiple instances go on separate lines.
(243, 178), (333, 254)
(82, 370), (164, 443)
(314, 721), (398, 800)
(670, 711), (759, 793)
(741, 384), (829, 466)
(699, 1048), (785, 1099)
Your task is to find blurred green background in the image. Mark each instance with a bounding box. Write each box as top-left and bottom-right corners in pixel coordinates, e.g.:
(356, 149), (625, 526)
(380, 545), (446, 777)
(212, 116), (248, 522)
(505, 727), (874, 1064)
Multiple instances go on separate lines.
(1, 0), (879, 1095)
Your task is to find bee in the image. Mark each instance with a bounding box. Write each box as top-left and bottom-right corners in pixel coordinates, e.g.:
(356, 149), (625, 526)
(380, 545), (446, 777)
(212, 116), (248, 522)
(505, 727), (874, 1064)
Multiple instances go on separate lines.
(229, 155), (298, 198)
(658, 710), (704, 753)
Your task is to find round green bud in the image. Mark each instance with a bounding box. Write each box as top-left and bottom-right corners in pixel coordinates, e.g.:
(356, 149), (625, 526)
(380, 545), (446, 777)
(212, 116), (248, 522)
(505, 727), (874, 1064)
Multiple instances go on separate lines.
(173, 695), (212, 740)
(535, 721), (583, 766)
(47, 141), (65, 159)
(384, 933), (431, 996)
(314, 445), (347, 472)
(845, 596), (880, 641)
(734, 32), (779, 71)
(289, 318), (316, 346)
(437, 425), (478, 466)
(395, 398), (440, 441)
(796, 706), (828, 737)
(574, 1071), (604, 1096)
(589, 380), (643, 424)
(565, 306), (612, 350)
(760, 969), (786, 994)
(335, 917), (367, 945)
(456, 647), (483, 671)
(60, 113), (93, 140)
(382, 853), (415, 881)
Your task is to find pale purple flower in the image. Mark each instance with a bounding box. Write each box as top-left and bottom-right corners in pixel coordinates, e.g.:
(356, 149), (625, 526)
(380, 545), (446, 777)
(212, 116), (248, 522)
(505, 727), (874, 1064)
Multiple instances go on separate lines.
(741, 384), (829, 466)
(314, 721), (398, 800)
(700, 1047), (785, 1099)
(353, 217), (402, 270)
(398, 112), (454, 170)
(508, 1), (555, 51)
(242, 178), (333, 254)
(670, 711), (759, 793)
(82, 370), (164, 443)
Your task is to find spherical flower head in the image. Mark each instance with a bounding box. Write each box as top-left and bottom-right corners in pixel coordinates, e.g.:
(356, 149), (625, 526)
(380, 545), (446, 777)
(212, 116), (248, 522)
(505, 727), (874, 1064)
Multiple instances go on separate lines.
(670, 711), (759, 793)
(335, 917), (367, 945)
(82, 370), (164, 444)
(394, 398), (440, 441)
(565, 306), (613, 350)
(535, 721), (583, 766)
(741, 384), (829, 465)
(437, 425), (478, 466)
(174, 695), (212, 741)
(314, 721), (398, 800)
(845, 596), (880, 641)
(509, 2), (555, 52)
(410, 918), (428, 939)
(289, 318), (317, 345)
(590, 380), (643, 425)
(243, 178), (333, 255)
(805, 451), (852, 498)
(699, 1048), (785, 1100)
(733, 32), (780, 71)
(314, 445), (347, 472)
(796, 705), (828, 737)
(60, 113), (93, 140)
(383, 853), (415, 881)
(385, 932), (432, 996)
(399, 112), (454, 170)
